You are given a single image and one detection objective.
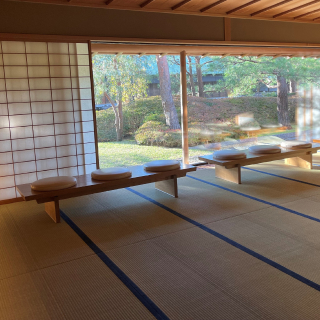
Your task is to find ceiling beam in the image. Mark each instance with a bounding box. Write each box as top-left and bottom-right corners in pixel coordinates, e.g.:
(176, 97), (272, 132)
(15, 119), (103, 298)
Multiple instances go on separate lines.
(92, 43), (320, 57)
(200, 0), (227, 13)
(251, 0), (294, 16)
(294, 8), (320, 19)
(273, 0), (320, 18)
(172, 0), (192, 10)
(226, 0), (262, 15)
(140, 0), (155, 8)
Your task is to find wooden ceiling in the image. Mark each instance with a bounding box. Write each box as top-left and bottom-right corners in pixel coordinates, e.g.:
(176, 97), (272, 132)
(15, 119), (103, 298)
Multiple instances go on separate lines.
(11, 0), (320, 23)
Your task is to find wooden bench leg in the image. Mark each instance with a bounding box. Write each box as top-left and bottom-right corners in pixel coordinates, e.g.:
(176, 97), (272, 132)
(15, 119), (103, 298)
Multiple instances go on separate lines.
(215, 165), (241, 184)
(285, 154), (312, 169)
(45, 198), (60, 223)
(155, 176), (178, 198)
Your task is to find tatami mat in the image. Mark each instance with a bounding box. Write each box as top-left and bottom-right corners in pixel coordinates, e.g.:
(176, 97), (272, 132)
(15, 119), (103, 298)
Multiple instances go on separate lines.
(4, 200), (93, 269)
(2, 166), (320, 319)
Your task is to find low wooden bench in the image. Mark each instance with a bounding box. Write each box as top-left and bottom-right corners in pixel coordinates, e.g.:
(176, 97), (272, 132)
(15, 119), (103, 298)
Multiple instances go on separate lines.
(17, 164), (196, 223)
(199, 144), (320, 184)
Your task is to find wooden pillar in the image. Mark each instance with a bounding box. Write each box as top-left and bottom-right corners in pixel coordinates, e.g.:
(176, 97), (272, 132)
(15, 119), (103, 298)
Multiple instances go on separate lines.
(180, 51), (189, 164)
(88, 40), (100, 169)
(224, 18), (231, 41)
(310, 85), (313, 141)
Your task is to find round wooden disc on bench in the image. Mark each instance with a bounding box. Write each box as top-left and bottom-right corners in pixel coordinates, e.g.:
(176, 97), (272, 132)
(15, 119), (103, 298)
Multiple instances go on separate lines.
(249, 145), (281, 154)
(213, 150), (247, 160)
(31, 176), (77, 192)
(280, 140), (312, 149)
(91, 168), (132, 181)
(144, 160), (180, 172)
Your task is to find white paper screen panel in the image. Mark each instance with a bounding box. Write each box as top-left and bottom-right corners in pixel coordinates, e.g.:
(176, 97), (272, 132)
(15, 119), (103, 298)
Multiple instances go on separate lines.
(0, 41), (96, 202)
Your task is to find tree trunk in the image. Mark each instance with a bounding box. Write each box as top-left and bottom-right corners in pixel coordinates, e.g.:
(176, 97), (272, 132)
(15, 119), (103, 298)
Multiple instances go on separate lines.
(104, 91), (122, 141)
(290, 79), (297, 93)
(187, 56), (196, 96)
(156, 55), (181, 129)
(195, 56), (204, 98)
(117, 97), (123, 140)
(113, 57), (123, 141)
(277, 76), (291, 128)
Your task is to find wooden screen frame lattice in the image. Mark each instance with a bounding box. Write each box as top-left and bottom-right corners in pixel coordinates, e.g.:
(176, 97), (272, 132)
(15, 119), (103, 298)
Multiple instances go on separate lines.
(0, 40), (99, 204)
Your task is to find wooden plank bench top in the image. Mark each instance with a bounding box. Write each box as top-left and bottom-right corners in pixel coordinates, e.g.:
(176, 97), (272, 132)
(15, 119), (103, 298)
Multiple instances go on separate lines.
(17, 164), (196, 223)
(199, 144), (320, 184)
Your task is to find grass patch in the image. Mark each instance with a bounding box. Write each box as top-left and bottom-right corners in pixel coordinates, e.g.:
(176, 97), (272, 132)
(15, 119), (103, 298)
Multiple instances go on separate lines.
(98, 140), (212, 168)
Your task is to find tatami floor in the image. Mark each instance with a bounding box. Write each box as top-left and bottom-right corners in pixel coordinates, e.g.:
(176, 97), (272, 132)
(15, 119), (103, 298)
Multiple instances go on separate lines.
(2, 156), (320, 320)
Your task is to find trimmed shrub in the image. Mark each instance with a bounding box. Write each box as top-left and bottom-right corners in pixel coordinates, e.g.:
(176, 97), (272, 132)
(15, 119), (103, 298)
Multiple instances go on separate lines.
(134, 121), (167, 146)
(135, 121), (225, 148)
(96, 109), (117, 142)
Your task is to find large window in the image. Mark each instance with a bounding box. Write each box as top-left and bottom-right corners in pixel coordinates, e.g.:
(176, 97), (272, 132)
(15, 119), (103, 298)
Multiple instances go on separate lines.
(92, 51), (320, 168)
(186, 55), (320, 164)
(93, 54), (182, 168)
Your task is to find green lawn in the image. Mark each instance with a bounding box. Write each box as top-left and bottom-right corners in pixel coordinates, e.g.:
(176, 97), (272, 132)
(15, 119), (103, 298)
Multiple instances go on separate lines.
(98, 140), (212, 168)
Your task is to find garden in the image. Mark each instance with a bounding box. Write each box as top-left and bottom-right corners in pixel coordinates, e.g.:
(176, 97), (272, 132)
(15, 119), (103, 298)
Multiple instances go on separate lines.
(93, 54), (319, 167)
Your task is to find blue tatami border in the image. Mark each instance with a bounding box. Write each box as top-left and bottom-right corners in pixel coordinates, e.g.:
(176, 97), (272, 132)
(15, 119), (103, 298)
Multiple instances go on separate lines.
(60, 210), (170, 320)
(127, 187), (320, 292)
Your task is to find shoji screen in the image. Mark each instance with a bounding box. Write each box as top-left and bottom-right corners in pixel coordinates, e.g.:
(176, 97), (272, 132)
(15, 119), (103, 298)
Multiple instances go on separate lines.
(0, 41), (97, 202)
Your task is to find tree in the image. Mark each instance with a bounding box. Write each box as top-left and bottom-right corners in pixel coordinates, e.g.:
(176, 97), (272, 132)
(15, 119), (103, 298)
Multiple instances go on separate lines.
(156, 55), (180, 129)
(169, 55), (215, 97)
(195, 56), (205, 97)
(187, 55), (196, 96)
(213, 56), (320, 127)
(93, 54), (149, 141)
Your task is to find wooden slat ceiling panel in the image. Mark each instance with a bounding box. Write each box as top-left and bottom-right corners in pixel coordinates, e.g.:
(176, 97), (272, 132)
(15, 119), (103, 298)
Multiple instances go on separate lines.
(280, 3), (320, 20)
(232, 0), (287, 16)
(10, 0), (320, 23)
(259, 0), (320, 18)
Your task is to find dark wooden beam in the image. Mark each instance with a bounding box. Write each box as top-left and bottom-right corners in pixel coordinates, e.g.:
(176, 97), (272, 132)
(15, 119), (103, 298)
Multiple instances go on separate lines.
(200, 0), (227, 13)
(140, 0), (155, 8)
(226, 0), (262, 15)
(251, 0), (294, 16)
(105, 0), (114, 5)
(294, 7), (320, 19)
(172, 0), (192, 10)
(273, 0), (320, 18)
